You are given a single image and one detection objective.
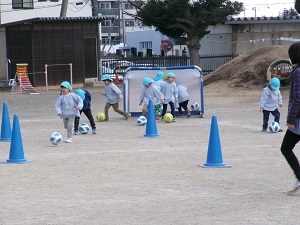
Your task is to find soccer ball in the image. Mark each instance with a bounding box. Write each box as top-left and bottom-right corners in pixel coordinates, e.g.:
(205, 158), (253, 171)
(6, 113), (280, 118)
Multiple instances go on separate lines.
(137, 116), (147, 126)
(50, 132), (62, 145)
(79, 123), (90, 134)
(191, 101), (200, 111)
(96, 112), (106, 122)
(164, 113), (173, 123)
(269, 121), (280, 133)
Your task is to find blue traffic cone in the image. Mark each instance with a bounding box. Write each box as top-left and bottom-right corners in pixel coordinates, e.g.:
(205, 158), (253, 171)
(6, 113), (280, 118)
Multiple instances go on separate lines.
(199, 115), (231, 168)
(0, 102), (12, 142)
(6, 114), (30, 164)
(143, 100), (160, 138)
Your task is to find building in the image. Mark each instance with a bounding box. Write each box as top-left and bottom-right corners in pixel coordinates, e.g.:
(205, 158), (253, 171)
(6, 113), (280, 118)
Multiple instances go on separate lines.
(0, 16), (110, 85)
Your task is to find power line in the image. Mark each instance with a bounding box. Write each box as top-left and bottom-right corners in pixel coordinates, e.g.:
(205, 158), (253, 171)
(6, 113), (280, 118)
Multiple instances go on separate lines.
(0, 0), (89, 14)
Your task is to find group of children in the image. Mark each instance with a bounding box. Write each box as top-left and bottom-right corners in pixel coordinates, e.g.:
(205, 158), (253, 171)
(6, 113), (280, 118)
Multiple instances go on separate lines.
(139, 71), (191, 122)
(54, 41), (300, 195)
(55, 71), (191, 143)
(55, 74), (129, 143)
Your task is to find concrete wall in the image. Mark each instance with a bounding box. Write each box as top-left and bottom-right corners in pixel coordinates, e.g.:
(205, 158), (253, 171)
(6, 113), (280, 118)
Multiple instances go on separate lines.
(230, 22), (300, 54)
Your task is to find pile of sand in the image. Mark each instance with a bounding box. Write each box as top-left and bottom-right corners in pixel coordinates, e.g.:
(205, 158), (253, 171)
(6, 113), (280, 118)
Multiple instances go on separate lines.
(204, 45), (290, 90)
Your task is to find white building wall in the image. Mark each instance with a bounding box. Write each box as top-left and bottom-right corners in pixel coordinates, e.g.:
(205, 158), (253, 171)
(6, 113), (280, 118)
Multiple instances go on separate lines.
(199, 24), (233, 55)
(126, 30), (168, 55)
(1, 0), (92, 24)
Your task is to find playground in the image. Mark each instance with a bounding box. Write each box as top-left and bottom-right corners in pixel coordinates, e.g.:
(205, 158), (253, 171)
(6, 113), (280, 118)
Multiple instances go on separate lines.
(0, 82), (299, 224)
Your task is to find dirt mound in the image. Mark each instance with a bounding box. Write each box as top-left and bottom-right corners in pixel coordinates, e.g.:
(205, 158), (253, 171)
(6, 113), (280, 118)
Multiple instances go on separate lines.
(204, 45), (290, 89)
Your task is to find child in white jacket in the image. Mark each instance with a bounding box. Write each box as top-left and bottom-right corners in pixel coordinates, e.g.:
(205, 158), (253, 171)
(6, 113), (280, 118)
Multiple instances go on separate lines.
(55, 81), (83, 143)
(259, 77), (283, 132)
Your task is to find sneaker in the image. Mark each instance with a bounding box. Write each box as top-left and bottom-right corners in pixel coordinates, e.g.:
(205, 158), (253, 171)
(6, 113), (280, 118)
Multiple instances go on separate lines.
(288, 180), (300, 196)
(65, 138), (72, 143)
(187, 110), (191, 118)
(74, 130), (78, 135)
(92, 129), (97, 134)
(261, 128), (267, 132)
(125, 114), (130, 120)
(172, 118), (176, 122)
(155, 116), (160, 120)
(179, 114), (184, 118)
(278, 129), (283, 132)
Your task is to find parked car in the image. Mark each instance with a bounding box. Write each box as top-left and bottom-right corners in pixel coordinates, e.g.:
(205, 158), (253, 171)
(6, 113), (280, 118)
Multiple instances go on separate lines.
(101, 66), (123, 82)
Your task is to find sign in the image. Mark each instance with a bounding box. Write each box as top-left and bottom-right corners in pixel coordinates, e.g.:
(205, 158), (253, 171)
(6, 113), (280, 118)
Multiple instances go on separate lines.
(161, 40), (169, 52)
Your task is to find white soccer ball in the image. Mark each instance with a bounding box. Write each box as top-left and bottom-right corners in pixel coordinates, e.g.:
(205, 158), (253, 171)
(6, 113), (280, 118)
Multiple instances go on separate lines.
(269, 121), (280, 133)
(191, 101), (200, 111)
(79, 123), (90, 134)
(50, 132), (62, 145)
(137, 116), (147, 126)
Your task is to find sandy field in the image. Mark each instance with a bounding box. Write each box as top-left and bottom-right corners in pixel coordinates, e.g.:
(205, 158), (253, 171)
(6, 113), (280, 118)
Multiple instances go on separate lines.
(0, 85), (300, 225)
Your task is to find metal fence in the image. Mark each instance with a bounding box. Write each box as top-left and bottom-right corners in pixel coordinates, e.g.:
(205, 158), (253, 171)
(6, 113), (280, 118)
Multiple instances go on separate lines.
(200, 53), (241, 75)
(100, 53), (241, 80)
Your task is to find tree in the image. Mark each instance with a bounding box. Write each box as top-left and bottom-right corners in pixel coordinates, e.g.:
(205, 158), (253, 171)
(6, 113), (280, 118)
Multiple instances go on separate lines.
(280, 7), (298, 17)
(296, 0), (300, 14)
(127, 0), (243, 66)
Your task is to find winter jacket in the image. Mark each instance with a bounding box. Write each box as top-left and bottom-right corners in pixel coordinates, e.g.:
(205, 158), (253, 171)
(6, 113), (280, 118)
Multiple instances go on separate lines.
(259, 86), (282, 111)
(55, 93), (83, 118)
(82, 90), (92, 111)
(287, 66), (300, 125)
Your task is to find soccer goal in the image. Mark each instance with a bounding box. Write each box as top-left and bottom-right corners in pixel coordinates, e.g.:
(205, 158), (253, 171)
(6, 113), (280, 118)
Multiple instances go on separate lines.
(123, 65), (204, 117)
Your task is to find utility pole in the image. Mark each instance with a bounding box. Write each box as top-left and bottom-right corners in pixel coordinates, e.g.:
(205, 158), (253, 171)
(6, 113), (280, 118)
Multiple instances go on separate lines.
(60, 0), (68, 17)
(91, 0), (98, 16)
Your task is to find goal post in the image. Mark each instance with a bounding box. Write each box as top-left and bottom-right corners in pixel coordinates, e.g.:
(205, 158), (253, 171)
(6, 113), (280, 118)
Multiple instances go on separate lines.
(123, 65), (204, 117)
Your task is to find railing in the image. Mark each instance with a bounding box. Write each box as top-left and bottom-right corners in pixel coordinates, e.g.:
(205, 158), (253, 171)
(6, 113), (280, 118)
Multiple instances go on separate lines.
(200, 53), (241, 75)
(100, 53), (241, 80)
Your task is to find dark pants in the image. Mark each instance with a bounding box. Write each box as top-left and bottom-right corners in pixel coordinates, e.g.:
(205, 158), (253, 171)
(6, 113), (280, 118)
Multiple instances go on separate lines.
(178, 100), (189, 115)
(262, 108), (280, 129)
(74, 108), (96, 131)
(281, 129), (300, 181)
(162, 101), (175, 118)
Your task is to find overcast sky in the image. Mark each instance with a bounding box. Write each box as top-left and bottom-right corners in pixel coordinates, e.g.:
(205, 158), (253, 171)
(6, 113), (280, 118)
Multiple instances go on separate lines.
(237, 1), (295, 17)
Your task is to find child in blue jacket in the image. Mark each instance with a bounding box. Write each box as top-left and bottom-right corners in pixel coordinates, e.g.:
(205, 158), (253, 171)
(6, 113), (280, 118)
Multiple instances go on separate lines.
(74, 88), (97, 135)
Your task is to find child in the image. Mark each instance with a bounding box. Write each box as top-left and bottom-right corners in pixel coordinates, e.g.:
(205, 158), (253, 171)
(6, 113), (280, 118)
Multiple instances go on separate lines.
(281, 42), (300, 194)
(101, 74), (129, 121)
(176, 82), (191, 118)
(55, 81), (83, 143)
(259, 77), (283, 132)
(74, 88), (97, 135)
(139, 77), (164, 118)
(153, 71), (164, 90)
(160, 72), (178, 122)
(153, 71), (165, 119)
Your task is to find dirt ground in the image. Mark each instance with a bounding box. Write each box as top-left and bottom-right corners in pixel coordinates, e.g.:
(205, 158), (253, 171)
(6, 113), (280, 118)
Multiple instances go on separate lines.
(0, 83), (300, 225)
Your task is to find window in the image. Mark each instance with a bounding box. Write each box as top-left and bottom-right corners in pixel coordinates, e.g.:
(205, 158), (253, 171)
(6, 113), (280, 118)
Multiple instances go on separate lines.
(139, 41), (152, 51)
(101, 20), (111, 27)
(125, 20), (134, 27)
(12, 0), (33, 9)
(124, 3), (134, 10)
(100, 3), (110, 9)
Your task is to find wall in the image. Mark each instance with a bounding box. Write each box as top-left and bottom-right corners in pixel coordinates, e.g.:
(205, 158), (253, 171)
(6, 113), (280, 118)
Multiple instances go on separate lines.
(126, 30), (168, 55)
(0, 0), (92, 24)
(230, 22), (300, 54)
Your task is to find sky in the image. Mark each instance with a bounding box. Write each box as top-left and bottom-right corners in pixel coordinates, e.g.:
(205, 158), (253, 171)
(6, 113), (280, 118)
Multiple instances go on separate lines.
(237, 0), (295, 17)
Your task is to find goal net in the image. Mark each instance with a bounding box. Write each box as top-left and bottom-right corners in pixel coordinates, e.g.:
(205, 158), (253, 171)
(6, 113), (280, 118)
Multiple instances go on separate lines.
(123, 66), (204, 117)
